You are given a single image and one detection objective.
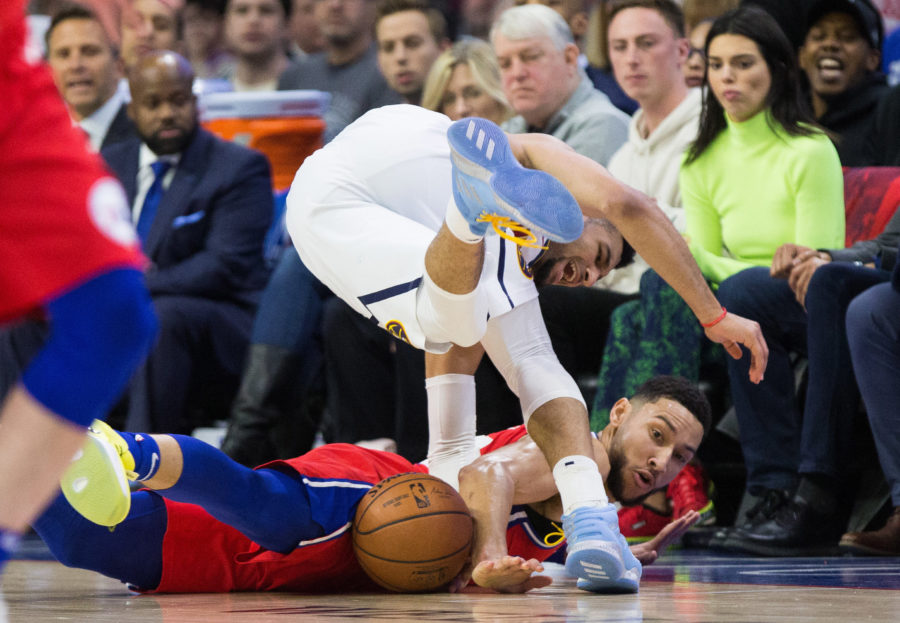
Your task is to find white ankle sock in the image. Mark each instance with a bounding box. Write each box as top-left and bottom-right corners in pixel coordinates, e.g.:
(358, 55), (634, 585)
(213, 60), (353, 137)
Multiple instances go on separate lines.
(425, 373), (478, 490)
(552, 455), (609, 515)
(444, 198), (483, 244)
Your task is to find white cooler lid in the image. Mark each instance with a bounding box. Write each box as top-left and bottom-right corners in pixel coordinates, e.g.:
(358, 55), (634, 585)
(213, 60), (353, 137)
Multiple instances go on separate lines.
(199, 90), (330, 120)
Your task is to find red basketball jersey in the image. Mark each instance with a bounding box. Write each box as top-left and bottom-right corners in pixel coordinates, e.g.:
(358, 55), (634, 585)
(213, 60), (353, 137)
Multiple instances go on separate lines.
(153, 434), (562, 593)
(0, 6), (144, 324)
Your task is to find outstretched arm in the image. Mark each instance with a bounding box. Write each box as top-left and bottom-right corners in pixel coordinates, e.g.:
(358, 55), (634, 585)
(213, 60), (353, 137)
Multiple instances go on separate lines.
(508, 133), (768, 383)
(455, 437), (559, 593)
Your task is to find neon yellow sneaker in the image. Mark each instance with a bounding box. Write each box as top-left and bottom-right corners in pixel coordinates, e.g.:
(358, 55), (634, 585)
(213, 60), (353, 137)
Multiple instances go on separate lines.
(60, 420), (136, 527)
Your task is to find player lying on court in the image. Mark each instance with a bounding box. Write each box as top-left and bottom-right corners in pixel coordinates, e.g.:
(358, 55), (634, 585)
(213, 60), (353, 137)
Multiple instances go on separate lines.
(284, 106), (767, 592)
(39, 376), (705, 594)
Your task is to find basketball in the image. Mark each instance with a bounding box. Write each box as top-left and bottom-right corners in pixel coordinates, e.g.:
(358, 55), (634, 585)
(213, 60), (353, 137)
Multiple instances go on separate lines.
(352, 472), (474, 592)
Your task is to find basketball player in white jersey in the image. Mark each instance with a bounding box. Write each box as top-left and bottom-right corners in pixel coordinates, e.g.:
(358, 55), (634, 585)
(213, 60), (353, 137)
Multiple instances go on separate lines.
(285, 105), (768, 592)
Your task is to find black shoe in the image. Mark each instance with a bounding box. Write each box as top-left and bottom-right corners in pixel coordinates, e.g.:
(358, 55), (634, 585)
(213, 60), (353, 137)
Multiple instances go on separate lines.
(725, 493), (842, 557)
(707, 488), (790, 551)
(221, 344), (303, 467)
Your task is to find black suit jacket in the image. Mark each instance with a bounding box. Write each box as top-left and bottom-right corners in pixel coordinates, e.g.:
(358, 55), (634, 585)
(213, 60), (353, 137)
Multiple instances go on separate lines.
(101, 127), (273, 307)
(99, 104), (136, 151)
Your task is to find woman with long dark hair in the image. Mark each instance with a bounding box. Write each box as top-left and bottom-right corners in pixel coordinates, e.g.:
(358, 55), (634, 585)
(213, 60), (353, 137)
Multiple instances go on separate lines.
(681, 4), (842, 283)
(681, 4), (851, 546)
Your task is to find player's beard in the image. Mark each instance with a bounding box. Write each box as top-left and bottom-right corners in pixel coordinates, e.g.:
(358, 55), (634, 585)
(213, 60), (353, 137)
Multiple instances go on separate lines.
(531, 255), (560, 287)
(606, 435), (654, 507)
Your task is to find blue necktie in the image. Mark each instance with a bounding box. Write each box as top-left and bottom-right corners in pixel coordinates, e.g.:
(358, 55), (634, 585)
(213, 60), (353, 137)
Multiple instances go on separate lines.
(136, 160), (172, 243)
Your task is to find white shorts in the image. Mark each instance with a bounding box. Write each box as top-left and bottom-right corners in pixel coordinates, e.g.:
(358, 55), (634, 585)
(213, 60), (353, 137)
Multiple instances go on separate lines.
(286, 105), (543, 352)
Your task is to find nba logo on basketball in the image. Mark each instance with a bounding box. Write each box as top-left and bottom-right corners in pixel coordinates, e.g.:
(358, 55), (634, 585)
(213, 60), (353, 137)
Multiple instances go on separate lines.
(411, 483), (430, 508)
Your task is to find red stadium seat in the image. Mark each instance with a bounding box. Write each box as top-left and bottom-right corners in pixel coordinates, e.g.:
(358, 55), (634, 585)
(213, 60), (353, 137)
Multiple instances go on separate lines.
(842, 167), (900, 245)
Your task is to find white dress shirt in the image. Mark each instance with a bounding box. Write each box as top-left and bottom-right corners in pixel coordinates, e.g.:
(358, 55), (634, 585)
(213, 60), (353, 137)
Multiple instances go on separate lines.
(132, 143), (180, 224)
(78, 89), (127, 152)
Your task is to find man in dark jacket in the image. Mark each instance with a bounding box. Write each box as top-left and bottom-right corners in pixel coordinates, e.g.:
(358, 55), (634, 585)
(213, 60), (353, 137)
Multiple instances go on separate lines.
(103, 50), (273, 434)
(798, 0), (887, 165)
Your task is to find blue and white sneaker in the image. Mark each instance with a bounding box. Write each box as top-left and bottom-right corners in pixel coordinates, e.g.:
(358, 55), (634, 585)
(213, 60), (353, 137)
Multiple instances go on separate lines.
(563, 503), (627, 587)
(573, 509), (643, 593)
(576, 563), (641, 594)
(446, 117), (583, 248)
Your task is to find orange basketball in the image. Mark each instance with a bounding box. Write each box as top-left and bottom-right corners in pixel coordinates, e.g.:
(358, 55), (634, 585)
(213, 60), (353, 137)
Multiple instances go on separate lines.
(352, 473), (474, 592)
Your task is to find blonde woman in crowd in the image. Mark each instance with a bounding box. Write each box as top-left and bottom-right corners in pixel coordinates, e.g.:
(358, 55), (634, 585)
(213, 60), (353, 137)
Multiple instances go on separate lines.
(421, 38), (513, 123)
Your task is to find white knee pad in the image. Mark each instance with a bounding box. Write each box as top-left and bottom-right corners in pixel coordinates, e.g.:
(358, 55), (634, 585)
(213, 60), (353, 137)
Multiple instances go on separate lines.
(481, 299), (585, 421)
(416, 270), (488, 348)
(508, 354), (585, 421)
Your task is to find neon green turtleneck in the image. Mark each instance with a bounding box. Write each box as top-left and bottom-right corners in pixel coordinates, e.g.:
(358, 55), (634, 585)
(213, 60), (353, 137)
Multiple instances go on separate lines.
(679, 109), (845, 285)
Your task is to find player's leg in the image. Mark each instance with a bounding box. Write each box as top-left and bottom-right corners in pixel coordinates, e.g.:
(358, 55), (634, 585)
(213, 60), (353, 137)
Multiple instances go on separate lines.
(64, 425), (324, 554)
(423, 344), (485, 489)
(0, 19), (155, 572)
(32, 491), (166, 590)
(0, 269), (156, 571)
(417, 117), (586, 346)
(481, 300), (641, 592)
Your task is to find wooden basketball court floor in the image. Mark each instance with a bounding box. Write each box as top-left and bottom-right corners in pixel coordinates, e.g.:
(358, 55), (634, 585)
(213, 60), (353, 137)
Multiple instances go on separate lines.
(4, 542), (900, 623)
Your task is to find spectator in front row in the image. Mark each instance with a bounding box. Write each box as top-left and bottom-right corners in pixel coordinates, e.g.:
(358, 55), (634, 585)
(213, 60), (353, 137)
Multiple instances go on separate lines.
(493, 4), (629, 166)
(104, 51), (273, 434)
(680, 5), (845, 547)
(842, 249), (900, 557)
(798, 0), (887, 166)
(375, 0), (450, 105)
(45, 3), (136, 151)
(718, 208), (898, 555)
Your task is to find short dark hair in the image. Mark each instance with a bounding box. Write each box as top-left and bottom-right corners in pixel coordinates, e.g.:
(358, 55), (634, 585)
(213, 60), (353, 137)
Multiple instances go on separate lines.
(615, 239), (636, 269)
(45, 2), (117, 56)
(225, 0), (292, 18)
(631, 375), (712, 439)
(685, 5), (821, 164)
(596, 218), (636, 270)
(608, 0), (686, 38)
(375, 0), (448, 43)
(186, 0), (228, 17)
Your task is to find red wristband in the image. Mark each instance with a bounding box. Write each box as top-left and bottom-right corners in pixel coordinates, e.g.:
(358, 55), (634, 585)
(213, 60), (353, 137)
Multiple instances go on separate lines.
(700, 306), (728, 328)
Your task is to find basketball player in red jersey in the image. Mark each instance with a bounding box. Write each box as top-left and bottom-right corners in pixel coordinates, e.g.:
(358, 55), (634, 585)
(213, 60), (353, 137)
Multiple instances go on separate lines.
(0, 0), (156, 575)
(34, 376), (704, 593)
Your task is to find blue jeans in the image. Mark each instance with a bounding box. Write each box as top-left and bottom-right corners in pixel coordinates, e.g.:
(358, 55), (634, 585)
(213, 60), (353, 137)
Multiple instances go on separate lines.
(250, 250), (333, 389)
(251, 250), (331, 349)
(717, 264), (888, 492)
(847, 282), (900, 506)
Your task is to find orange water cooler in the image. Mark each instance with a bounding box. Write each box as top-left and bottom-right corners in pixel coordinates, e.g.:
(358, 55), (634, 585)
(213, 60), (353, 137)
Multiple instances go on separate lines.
(199, 90), (330, 191)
